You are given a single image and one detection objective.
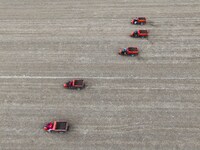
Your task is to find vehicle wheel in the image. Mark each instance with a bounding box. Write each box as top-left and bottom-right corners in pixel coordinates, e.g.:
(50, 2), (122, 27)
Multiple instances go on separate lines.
(141, 23), (144, 25)
(48, 130), (52, 133)
(131, 55), (135, 57)
(134, 21), (137, 24)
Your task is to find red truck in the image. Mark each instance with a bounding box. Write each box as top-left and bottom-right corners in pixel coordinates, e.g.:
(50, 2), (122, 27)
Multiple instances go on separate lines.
(43, 121), (69, 133)
(131, 17), (146, 25)
(63, 79), (85, 90)
(119, 47), (139, 57)
(130, 30), (148, 38)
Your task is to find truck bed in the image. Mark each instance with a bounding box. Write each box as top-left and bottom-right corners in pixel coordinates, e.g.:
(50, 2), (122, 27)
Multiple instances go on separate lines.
(55, 122), (67, 130)
(138, 17), (146, 20)
(128, 47), (137, 51)
(74, 80), (84, 86)
(139, 30), (148, 33)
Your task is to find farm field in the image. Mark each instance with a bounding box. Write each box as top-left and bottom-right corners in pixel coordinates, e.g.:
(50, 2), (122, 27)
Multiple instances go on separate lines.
(0, 0), (200, 149)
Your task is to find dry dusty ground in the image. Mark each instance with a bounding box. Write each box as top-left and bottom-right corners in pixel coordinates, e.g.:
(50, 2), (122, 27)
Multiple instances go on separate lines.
(0, 0), (200, 150)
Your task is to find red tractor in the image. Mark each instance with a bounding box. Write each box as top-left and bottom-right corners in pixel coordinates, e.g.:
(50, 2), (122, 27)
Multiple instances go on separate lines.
(130, 30), (148, 38)
(119, 47), (139, 57)
(63, 79), (85, 90)
(43, 121), (69, 133)
(131, 17), (146, 25)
